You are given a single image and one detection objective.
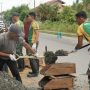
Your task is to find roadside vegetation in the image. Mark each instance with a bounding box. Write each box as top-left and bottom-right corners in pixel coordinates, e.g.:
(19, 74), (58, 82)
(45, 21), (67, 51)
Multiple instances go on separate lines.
(40, 20), (77, 33)
(3, 0), (90, 34)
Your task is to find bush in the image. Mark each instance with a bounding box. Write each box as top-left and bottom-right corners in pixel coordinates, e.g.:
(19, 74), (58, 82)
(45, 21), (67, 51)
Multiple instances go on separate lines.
(40, 21), (77, 33)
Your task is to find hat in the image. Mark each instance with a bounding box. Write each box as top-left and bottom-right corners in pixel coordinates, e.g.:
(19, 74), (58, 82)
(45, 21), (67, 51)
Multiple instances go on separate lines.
(9, 24), (24, 37)
(9, 24), (20, 35)
(12, 12), (19, 17)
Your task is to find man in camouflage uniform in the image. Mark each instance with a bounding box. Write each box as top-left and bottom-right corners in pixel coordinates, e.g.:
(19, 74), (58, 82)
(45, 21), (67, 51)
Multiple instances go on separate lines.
(12, 12), (25, 72)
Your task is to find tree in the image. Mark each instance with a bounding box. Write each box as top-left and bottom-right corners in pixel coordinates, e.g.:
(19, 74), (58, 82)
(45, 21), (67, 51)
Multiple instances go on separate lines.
(72, 3), (83, 12)
(36, 4), (48, 21)
(58, 6), (76, 23)
(36, 4), (59, 21)
(4, 5), (30, 23)
(82, 0), (90, 11)
(16, 5), (30, 21)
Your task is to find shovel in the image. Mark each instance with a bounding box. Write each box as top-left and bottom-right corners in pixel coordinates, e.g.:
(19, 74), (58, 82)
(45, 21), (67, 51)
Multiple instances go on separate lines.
(68, 43), (90, 54)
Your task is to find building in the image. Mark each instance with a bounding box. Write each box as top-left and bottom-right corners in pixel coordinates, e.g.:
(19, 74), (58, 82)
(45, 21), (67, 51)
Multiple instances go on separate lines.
(45, 0), (65, 12)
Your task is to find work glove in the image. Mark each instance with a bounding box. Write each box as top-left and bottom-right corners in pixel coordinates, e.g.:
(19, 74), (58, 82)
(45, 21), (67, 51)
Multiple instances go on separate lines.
(9, 54), (17, 61)
(33, 52), (39, 57)
(32, 43), (36, 50)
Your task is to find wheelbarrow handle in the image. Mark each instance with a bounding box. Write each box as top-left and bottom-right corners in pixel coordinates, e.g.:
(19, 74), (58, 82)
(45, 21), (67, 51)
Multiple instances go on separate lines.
(16, 55), (37, 60)
(16, 55), (44, 61)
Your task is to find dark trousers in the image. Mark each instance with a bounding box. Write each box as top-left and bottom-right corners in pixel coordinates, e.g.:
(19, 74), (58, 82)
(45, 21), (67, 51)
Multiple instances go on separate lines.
(29, 42), (39, 74)
(3, 64), (8, 72)
(30, 59), (39, 74)
(0, 58), (22, 82)
(17, 58), (25, 69)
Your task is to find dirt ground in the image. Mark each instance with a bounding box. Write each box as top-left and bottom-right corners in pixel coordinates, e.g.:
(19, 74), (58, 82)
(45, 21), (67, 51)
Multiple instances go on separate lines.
(20, 67), (43, 89)
(8, 58), (90, 90)
(19, 67), (90, 90)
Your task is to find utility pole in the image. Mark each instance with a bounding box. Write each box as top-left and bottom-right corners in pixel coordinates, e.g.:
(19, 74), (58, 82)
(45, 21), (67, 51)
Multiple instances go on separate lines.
(0, 3), (2, 20)
(28, 0), (35, 9)
(34, 0), (35, 9)
(76, 0), (79, 4)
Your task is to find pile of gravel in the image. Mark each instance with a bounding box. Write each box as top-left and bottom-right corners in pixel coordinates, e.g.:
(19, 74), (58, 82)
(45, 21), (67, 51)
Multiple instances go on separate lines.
(0, 71), (31, 90)
(44, 51), (57, 64)
(55, 49), (68, 56)
(44, 49), (69, 64)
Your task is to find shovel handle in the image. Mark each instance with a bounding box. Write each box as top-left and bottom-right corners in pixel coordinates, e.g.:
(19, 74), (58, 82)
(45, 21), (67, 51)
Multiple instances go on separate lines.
(69, 43), (90, 54)
(79, 43), (90, 49)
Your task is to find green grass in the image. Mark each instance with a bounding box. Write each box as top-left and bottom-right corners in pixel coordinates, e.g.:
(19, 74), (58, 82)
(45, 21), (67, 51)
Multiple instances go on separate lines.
(40, 20), (78, 34)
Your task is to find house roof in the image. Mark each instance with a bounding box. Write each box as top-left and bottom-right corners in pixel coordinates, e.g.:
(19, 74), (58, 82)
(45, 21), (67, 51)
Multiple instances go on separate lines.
(46, 0), (65, 4)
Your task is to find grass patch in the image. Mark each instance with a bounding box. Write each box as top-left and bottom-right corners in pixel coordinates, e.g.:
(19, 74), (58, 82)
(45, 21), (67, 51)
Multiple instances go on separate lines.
(40, 20), (78, 34)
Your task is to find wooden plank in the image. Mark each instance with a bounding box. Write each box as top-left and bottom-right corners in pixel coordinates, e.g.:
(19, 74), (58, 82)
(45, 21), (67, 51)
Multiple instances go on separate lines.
(40, 63), (76, 76)
(24, 56), (45, 67)
(24, 58), (30, 68)
(16, 55), (44, 60)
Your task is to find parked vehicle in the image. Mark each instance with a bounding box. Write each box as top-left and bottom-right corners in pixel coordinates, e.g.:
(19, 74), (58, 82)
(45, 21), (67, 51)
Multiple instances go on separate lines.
(0, 21), (8, 33)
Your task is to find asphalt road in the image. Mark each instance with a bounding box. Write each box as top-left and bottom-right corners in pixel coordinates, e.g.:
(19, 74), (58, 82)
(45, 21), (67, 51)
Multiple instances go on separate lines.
(38, 33), (90, 74)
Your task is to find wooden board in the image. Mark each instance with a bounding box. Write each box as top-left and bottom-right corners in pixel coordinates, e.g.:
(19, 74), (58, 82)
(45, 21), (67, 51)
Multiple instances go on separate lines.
(24, 58), (30, 68)
(39, 76), (74, 90)
(40, 63), (76, 76)
(16, 55), (44, 60)
(23, 56), (45, 67)
(44, 77), (74, 90)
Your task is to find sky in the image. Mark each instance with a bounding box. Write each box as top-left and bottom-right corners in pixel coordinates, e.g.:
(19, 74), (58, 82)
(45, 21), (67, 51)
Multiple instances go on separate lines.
(0, 0), (82, 12)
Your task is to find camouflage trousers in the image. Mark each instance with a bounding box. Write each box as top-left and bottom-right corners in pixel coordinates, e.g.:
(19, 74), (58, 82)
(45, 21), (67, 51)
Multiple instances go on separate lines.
(16, 43), (25, 69)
